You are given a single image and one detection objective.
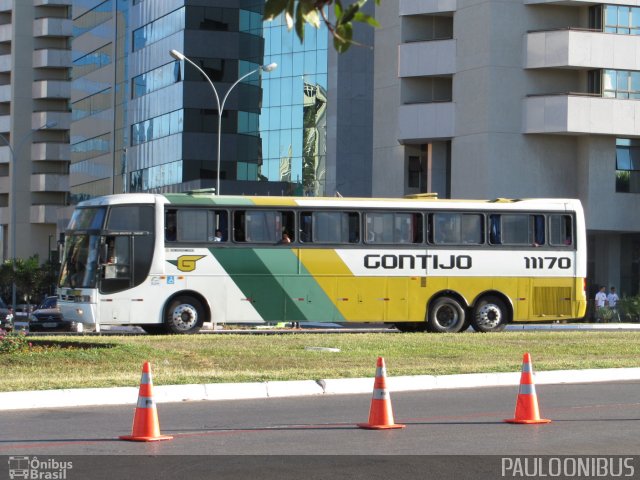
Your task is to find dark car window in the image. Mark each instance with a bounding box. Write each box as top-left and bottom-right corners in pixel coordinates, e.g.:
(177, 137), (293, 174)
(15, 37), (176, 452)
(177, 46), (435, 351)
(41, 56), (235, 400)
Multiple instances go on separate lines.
(39, 297), (57, 310)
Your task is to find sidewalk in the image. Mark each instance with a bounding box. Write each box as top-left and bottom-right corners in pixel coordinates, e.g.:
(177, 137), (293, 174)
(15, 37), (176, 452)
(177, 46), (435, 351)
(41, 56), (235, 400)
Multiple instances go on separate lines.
(3, 364), (640, 411)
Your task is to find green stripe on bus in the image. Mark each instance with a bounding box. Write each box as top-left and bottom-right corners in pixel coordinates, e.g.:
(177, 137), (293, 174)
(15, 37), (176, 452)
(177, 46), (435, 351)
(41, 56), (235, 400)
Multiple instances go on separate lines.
(253, 249), (345, 322)
(211, 248), (344, 322)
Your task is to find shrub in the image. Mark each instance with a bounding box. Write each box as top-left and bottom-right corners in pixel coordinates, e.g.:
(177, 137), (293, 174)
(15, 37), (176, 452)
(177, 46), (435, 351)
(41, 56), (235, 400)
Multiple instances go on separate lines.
(618, 295), (640, 322)
(0, 331), (30, 354)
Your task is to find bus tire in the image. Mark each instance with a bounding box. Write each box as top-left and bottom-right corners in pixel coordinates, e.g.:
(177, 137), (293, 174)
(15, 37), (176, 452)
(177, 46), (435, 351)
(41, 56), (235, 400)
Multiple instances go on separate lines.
(426, 297), (466, 333)
(394, 322), (427, 333)
(471, 296), (509, 333)
(164, 296), (204, 334)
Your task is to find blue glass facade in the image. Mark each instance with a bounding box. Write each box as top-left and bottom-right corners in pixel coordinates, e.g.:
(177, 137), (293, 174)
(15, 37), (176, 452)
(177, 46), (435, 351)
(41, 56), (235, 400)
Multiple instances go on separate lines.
(71, 1), (332, 200)
(259, 14), (328, 195)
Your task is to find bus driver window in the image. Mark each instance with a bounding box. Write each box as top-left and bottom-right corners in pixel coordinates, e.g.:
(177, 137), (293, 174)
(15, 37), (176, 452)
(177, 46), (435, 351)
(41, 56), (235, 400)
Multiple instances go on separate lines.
(165, 210), (177, 241)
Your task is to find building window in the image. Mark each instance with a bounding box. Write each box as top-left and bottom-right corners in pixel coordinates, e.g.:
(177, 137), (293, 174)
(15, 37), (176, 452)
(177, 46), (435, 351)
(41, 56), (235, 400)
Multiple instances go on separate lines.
(603, 70), (640, 99)
(73, 44), (112, 80)
(133, 8), (185, 51)
(72, 88), (112, 121)
(616, 139), (640, 193)
(74, 0), (112, 37)
(604, 5), (640, 35)
(131, 110), (183, 146)
(132, 62), (181, 98)
(71, 133), (111, 164)
(408, 156), (421, 188)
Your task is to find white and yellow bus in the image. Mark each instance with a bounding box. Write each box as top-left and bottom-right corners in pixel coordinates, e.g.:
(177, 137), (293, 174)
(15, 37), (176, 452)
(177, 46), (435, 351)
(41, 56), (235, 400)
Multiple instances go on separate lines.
(57, 193), (587, 334)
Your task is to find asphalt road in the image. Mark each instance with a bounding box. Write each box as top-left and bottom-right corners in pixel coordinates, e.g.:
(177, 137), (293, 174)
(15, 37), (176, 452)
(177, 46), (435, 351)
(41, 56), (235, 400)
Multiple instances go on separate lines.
(1, 382), (639, 479)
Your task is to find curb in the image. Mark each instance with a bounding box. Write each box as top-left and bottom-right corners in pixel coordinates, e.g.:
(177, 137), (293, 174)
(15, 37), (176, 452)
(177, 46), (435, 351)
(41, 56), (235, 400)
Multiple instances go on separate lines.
(3, 367), (640, 411)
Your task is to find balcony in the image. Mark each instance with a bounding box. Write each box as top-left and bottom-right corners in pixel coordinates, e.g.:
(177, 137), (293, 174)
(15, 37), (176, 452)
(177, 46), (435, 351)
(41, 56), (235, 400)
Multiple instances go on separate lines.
(0, 175), (8, 192)
(398, 101), (455, 143)
(32, 80), (70, 99)
(32, 111), (70, 131)
(526, 29), (640, 71)
(399, 39), (456, 78)
(0, 206), (8, 224)
(0, 114), (9, 133)
(523, 94), (640, 136)
(33, 49), (71, 68)
(0, 53), (10, 72)
(31, 173), (68, 192)
(0, 145), (9, 164)
(33, 18), (72, 38)
(32, 142), (70, 161)
(0, 24), (12, 43)
(0, 84), (10, 103)
(400, 0), (455, 15)
(30, 204), (63, 224)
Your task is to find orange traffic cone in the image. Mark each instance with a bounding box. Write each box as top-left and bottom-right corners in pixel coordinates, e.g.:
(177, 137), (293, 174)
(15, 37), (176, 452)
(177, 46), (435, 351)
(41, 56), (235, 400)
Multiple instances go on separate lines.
(120, 362), (173, 441)
(505, 353), (551, 424)
(358, 357), (405, 430)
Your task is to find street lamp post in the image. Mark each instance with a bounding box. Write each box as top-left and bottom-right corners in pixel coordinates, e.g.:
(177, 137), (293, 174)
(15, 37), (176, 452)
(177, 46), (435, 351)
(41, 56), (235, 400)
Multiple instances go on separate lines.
(169, 49), (277, 195)
(0, 121), (57, 310)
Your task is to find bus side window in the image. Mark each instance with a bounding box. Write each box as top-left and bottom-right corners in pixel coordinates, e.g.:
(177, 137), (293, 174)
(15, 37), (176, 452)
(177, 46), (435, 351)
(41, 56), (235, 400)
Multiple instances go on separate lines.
(533, 215), (545, 246)
(489, 214), (501, 245)
(165, 210), (177, 241)
(312, 211), (359, 243)
(549, 214), (573, 246)
(300, 212), (312, 242)
(233, 211), (246, 242)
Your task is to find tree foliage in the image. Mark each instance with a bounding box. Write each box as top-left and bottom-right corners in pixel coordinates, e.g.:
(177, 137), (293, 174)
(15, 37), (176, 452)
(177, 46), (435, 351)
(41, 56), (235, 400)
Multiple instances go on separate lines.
(0, 255), (58, 306)
(263, 0), (382, 52)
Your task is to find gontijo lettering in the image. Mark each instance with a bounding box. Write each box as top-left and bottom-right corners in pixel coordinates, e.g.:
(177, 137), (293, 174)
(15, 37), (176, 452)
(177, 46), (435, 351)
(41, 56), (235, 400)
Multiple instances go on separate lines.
(364, 254), (472, 270)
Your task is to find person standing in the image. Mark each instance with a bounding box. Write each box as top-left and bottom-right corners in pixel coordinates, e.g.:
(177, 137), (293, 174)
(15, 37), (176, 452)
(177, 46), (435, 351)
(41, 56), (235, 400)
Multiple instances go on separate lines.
(607, 286), (620, 322)
(595, 286), (608, 322)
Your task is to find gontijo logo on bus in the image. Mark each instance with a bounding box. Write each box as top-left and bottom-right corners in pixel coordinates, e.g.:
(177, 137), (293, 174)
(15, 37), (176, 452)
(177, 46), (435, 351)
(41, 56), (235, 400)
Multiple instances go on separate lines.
(176, 255), (205, 272)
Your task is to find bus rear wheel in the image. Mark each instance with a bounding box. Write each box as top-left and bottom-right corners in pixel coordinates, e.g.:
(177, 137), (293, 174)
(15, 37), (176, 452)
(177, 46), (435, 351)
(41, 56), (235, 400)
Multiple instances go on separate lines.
(426, 297), (466, 333)
(471, 296), (508, 332)
(164, 296), (204, 334)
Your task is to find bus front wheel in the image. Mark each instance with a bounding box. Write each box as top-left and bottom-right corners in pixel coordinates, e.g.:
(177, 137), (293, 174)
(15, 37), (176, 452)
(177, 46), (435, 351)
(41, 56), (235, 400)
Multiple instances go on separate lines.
(471, 296), (508, 332)
(426, 297), (466, 333)
(164, 296), (204, 334)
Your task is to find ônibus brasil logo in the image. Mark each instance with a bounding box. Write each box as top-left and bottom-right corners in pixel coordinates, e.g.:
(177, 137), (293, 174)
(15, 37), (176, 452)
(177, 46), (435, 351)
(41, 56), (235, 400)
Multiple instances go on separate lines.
(8, 456), (72, 479)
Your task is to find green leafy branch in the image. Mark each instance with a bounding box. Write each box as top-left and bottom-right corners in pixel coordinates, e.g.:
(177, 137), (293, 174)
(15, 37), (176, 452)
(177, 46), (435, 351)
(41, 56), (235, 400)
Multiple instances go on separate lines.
(263, 0), (381, 53)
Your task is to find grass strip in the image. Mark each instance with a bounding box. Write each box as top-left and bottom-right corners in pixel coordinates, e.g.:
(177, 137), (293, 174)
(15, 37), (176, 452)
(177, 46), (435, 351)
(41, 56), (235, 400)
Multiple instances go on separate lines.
(1, 331), (639, 392)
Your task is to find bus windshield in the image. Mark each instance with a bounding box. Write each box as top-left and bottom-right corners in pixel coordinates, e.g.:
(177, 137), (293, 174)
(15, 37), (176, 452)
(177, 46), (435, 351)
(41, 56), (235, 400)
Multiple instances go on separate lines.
(59, 234), (102, 288)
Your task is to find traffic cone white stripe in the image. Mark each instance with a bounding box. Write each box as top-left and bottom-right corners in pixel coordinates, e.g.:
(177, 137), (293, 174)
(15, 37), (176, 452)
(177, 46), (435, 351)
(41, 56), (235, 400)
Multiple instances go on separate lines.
(372, 388), (390, 400)
(141, 372), (152, 384)
(136, 396), (156, 409)
(521, 363), (532, 373)
(376, 366), (387, 377)
(518, 384), (536, 395)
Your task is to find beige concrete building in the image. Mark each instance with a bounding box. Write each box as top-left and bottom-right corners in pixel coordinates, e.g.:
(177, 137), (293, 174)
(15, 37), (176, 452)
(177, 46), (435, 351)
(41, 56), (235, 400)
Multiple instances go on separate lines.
(373, 0), (640, 298)
(0, 0), (71, 263)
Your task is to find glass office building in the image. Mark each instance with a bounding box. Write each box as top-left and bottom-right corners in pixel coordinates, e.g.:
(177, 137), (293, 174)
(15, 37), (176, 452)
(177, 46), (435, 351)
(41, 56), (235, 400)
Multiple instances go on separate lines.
(70, 0), (342, 199)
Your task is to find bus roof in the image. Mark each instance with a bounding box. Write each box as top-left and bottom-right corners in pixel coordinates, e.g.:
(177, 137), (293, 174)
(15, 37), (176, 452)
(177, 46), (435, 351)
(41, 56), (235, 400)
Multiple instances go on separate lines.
(76, 193), (582, 212)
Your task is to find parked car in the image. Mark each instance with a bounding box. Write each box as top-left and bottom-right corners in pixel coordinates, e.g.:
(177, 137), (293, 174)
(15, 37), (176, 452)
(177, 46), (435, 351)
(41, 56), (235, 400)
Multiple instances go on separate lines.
(29, 296), (80, 333)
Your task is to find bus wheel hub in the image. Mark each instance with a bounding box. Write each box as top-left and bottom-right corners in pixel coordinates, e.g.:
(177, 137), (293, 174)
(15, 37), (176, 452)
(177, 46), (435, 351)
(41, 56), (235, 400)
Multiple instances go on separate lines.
(478, 304), (501, 327)
(172, 304), (198, 329)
